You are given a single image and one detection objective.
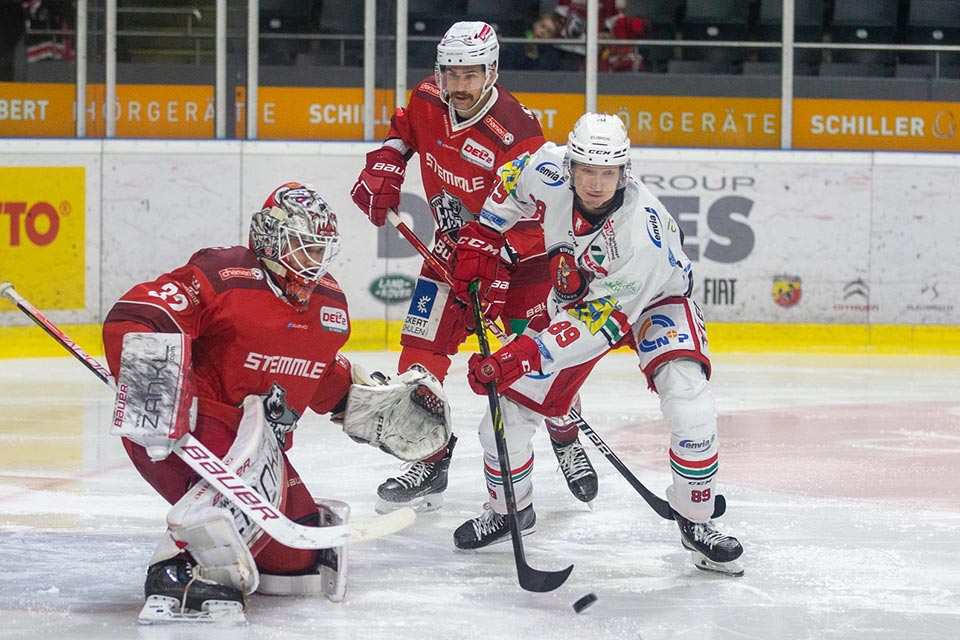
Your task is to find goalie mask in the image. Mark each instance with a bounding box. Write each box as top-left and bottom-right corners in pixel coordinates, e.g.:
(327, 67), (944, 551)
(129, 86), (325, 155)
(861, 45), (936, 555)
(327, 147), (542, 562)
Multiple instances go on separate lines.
(250, 182), (341, 310)
(435, 21), (499, 113)
(564, 113), (632, 189)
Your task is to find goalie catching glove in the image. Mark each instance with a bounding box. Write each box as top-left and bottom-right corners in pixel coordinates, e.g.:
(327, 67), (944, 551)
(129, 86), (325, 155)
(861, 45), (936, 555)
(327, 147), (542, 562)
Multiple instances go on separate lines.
(350, 146), (406, 227)
(341, 364), (451, 461)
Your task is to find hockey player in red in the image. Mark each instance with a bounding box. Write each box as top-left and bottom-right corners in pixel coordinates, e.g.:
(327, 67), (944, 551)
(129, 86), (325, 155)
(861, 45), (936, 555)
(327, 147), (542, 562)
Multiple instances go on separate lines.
(351, 21), (598, 514)
(103, 182), (451, 623)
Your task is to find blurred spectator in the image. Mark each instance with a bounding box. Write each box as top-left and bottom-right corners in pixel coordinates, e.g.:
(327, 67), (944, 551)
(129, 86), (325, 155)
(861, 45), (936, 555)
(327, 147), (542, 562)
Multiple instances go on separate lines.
(22, 0), (76, 64)
(554, 0), (649, 71)
(0, 0), (26, 80)
(503, 12), (581, 71)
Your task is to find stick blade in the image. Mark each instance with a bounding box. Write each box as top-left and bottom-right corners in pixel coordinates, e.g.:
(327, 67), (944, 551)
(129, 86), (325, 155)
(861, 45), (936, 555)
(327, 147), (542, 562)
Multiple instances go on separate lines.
(518, 563), (574, 593)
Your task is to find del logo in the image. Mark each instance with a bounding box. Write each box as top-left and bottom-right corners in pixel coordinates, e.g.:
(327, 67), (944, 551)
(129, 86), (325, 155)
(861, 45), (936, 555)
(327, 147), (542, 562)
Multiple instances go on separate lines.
(219, 267), (264, 281)
(638, 314), (689, 353)
(462, 137), (495, 170)
(535, 161), (563, 186)
(773, 274), (802, 308)
(320, 306), (348, 333)
(369, 274), (416, 304)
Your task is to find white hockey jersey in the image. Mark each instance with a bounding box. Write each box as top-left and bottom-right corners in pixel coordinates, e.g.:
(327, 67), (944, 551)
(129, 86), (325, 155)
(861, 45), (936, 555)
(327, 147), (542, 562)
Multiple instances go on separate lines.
(478, 143), (694, 374)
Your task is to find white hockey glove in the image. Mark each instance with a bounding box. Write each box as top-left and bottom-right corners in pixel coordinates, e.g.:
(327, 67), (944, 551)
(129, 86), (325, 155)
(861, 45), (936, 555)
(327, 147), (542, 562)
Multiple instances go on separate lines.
(342, 364), (452, 462)
(111, 332), (197, 461)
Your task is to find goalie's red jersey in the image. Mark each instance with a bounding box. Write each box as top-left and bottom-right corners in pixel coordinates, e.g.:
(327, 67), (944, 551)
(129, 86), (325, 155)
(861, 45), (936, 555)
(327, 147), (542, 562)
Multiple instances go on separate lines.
(388, 76), (546, 258)
(102, 245), (354, 449)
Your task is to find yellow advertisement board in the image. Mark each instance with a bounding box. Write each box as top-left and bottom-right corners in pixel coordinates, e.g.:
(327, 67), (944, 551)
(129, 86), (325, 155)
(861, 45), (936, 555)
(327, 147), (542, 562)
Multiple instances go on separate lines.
(793, 98), (960, 151)
(0, 167), (86, 310)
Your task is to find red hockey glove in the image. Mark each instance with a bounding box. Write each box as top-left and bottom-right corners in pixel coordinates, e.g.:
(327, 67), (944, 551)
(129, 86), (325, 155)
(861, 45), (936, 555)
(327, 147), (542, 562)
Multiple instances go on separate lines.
(451, 220), (507, 307)
(467, 335), (541, 394)
(351, 146), (406, 227)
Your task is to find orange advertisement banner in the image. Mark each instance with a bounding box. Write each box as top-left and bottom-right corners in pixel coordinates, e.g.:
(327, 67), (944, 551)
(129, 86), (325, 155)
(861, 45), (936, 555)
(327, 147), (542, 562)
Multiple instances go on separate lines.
(235, 86), (397, 140)
(0, 167), (86, 310)
(793, 98), (960, 151)
(0, 82), (214, 138)
(598, 95), (782, 148)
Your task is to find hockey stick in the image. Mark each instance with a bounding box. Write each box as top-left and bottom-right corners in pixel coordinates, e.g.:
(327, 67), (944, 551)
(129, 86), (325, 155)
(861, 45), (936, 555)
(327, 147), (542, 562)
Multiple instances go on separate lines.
(469, 280), (573, 593)
(385, 211), (727, 522)
(569, 409), (725, 520)
(0, 281), (415, 549)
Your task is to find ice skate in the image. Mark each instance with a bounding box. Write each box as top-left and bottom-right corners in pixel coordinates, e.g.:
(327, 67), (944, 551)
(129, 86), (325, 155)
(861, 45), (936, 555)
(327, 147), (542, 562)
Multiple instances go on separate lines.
(453, 502), (536, 550)
(375, 435), (457, 513)
(675, 513), (744, 576)
(138, 556), (246, 624)
(550, 436), (598, 504)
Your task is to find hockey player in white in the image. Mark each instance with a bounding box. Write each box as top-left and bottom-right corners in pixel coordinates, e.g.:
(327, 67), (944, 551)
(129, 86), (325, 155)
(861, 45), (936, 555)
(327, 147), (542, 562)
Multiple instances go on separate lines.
(448, 113), (744, 575)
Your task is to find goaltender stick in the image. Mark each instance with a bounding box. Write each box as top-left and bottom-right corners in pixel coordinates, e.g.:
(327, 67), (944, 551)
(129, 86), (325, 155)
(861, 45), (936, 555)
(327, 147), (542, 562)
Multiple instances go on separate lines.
(103, 182), (451, 623)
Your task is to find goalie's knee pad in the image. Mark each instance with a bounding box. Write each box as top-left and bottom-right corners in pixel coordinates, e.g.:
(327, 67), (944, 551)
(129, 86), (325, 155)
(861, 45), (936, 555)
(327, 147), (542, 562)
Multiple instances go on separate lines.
(257, 499), (350, 602)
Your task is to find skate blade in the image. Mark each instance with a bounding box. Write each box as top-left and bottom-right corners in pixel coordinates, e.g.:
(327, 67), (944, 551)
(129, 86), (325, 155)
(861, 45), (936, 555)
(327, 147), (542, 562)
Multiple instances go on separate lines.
(138, 595), (246, 625)
(375, 492), (443, 515)
(689, 552), (745, 577)
(456, 526), (537, 552)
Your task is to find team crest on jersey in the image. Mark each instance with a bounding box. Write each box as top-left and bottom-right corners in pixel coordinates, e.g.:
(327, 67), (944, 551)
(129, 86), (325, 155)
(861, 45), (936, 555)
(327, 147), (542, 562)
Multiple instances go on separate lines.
(430, 188), (467, 233)
(462, 137), (495, 170)
(498, 154), (530, 197)
(549, 244), (590, 303)
(260, 382), (301, 444)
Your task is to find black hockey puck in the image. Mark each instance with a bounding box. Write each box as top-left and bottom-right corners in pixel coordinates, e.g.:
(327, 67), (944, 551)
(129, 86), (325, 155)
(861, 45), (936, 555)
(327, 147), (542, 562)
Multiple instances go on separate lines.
(572, 592), (598, 613)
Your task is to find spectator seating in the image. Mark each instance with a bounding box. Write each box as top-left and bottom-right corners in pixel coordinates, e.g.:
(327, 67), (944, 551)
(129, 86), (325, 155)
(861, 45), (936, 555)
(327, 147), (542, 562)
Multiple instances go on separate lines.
(678, 0), (751, 66)
(828, 0), (899, 66)
(754, 0), (824, 68)
(898, 0), (960, 70)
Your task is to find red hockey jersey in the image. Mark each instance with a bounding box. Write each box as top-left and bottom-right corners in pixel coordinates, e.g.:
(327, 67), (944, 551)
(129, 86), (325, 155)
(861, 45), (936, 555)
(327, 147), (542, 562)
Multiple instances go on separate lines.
(388, 77), (546, 260)
(103, 246), (353, 449)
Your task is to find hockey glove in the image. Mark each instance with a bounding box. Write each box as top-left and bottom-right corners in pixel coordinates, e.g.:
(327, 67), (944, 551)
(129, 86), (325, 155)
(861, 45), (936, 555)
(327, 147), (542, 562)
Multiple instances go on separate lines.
(451, 220), (508, 310)
(351, 146), (406, 227)
(467, 334), (542, 394)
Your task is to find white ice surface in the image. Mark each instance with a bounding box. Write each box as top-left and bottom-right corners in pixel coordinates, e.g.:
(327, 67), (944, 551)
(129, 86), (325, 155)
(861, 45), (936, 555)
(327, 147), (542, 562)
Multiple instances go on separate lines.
(1, 351), (959, 640)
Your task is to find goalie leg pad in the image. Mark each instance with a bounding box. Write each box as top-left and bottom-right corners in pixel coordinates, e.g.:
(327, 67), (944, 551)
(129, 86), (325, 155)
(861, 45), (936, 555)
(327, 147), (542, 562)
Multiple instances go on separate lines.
(257, 499), (350, 602)
(161, 395), (289, 594)
(112, 332), (197, 461)
(342, 364), (452, 461)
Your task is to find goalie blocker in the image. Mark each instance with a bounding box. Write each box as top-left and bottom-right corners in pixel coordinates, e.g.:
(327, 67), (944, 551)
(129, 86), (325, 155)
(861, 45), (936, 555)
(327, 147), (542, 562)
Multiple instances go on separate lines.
(112, 332), (197, 461)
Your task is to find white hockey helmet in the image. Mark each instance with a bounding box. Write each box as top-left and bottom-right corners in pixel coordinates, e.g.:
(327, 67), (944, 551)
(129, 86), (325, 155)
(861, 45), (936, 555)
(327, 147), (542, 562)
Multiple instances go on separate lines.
(249, 182), (341, 309)
(434, 21), (499, 105)
(564, 113), (633, 188)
